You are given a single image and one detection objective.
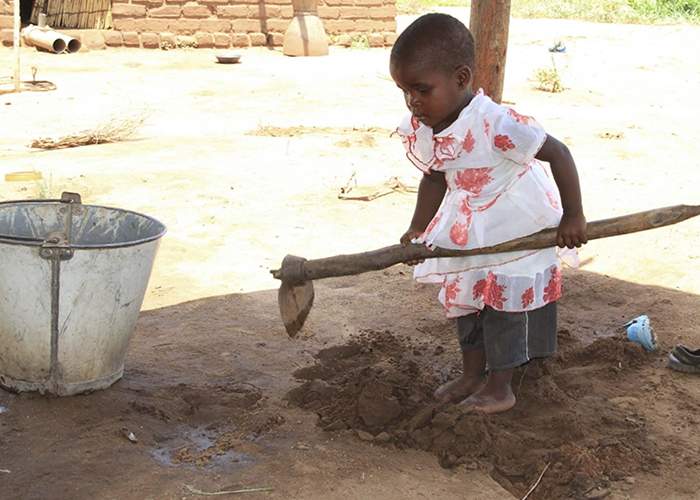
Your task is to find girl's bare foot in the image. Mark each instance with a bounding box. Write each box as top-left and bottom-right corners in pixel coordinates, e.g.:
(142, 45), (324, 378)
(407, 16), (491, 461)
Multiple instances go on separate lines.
(458, 389), (516, 414)
(458, 369), (516, 414)
(434, 375), (484, 404)
(434, 349), (487, 404)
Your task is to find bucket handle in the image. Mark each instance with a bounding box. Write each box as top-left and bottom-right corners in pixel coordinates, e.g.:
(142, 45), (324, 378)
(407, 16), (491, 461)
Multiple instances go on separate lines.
(0, 192), (82, 247)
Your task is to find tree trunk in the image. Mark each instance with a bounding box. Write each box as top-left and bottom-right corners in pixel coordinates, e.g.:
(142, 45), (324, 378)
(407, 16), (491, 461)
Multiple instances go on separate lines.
(469, 0), (511, 103)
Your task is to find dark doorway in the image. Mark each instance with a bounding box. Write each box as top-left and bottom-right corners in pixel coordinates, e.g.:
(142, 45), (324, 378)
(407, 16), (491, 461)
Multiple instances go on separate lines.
(20, 0), (35, 23)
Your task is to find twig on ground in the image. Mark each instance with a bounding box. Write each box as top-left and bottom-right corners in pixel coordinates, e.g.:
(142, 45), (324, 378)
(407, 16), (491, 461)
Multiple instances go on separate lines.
(185, 485), (273, 496)
(0, 79), (56, 95)
(338, 176), (417, 201)
(30, 115), (146, 150)
(0, 468), (10, 473)
(521, 462), (550, 500)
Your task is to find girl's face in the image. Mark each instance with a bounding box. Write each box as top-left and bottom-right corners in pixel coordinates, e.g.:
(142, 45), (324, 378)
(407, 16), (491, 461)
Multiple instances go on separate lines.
(390, 60), (471, 133)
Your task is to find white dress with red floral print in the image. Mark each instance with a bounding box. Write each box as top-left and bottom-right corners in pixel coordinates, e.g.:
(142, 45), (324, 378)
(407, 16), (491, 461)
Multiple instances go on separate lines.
(396, 91), (570, 318)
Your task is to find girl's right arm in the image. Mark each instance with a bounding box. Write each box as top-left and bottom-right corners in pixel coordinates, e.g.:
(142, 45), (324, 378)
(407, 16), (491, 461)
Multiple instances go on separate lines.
(400, 170), (447, 246)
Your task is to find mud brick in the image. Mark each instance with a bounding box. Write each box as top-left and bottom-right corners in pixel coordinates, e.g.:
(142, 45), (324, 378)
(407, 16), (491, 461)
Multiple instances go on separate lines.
(324, 0), (355, 6)
(112, 3), (147, 17)
(261, 5), (293, 17)
(232, 33), (251, 47)
(249, 32), (267, 46)
(382, 19), (396, 30)
(318, 6), (340, 18)
(182, 2), (210, 17)
(176, 34), (197, 46)
(160, 31), (177, 47)
(368, 32), (384, 47)
(231, 18), (262, 32)
(169, 18), (201, 33)
(355, 0), (384, 5)
(265, 18), (289, 32)
(335, 33), (352, 46)
(142, 18), (171, 32)
(103, 30), (124, 47)
(123, 31), (141, 47)
(113, 17), (139, 31)
(1, 28), (13, 46)
(195, 32), (214, 47)
(384, 31), (397, 45)
(324, 19), (355, 33)
(216, 5), (250, 18)
(132, 0), (165, 6)
(267, 32), (284, 46)
(198, 0), (231, 4)
(355, 19), (388, 31)
(213, 32), (231, 47)
(370, 6), (395, 18)
(150, 5), (182, 17)
(0, 14), (12, 29)
(199, 18), (231, 32)
(80, 30), (106, 50)
(140, 32), (160, 48)
(339, 7), (367, 19)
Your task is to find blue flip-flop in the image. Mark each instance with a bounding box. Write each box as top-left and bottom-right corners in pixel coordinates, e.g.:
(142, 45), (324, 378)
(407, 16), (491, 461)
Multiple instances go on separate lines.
(548, 41), (566, 53)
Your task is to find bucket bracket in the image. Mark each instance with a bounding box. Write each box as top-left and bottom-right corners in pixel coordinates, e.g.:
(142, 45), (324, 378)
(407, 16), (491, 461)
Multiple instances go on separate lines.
(39, 192), (82, 393)
(39, 233), (74, 261)
(60, 191), (82, 205)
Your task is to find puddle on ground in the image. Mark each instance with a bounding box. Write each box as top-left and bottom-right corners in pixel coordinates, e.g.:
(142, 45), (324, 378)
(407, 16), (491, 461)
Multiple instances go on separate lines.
(151, 425), (253, 469)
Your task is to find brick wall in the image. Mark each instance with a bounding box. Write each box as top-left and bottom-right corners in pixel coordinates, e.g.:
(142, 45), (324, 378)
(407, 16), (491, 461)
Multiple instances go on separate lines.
(0, 0), (397, 49)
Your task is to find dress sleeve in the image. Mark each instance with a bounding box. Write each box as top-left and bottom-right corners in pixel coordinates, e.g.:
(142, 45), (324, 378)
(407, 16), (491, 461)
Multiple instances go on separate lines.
(487, 106), (547, 164)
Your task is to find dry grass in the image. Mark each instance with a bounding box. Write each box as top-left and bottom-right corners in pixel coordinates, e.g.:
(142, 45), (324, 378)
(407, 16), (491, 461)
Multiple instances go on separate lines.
(397, 0), (700, 23)
(533, 57), (564, 93)
(30, 116), (145, 150)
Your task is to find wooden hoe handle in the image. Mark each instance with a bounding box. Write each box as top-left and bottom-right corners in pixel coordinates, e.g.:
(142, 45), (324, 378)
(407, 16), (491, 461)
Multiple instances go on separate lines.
(272, 205), (700, 284)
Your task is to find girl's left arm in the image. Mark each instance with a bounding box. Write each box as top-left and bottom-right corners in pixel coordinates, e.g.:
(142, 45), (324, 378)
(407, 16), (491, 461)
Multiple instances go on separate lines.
(536, 134), (588, 249)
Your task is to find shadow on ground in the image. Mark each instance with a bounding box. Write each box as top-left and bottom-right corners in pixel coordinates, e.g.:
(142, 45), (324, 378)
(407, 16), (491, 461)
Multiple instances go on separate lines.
(1, 268), (699, 499)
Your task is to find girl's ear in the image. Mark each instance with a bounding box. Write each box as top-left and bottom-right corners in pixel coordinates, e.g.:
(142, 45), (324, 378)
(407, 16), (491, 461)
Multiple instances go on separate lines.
(456, 65), (472, 89)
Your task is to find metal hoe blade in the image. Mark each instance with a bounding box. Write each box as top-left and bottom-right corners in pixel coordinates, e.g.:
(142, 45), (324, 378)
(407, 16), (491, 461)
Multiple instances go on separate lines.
(278, 280), (315, 337)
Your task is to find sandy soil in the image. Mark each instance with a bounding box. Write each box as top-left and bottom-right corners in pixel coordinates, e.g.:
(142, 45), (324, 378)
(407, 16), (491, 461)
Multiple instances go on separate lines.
(1, 14), (699, 500)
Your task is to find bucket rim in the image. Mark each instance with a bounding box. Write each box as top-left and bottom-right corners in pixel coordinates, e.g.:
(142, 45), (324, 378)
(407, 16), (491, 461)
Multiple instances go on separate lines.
(0, 198), (167, 249)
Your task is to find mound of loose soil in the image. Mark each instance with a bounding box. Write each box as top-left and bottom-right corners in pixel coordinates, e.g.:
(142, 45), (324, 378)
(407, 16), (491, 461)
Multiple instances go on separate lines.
(287, 330), (665, 499)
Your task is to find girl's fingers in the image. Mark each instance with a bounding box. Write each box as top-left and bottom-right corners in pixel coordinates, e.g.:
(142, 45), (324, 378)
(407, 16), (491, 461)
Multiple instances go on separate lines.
(404, 258), (425, 266)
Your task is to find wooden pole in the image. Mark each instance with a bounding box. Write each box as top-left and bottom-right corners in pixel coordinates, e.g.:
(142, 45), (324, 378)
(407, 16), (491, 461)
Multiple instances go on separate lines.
(13, 0), (20, 92)
(469, 0), (511, 103)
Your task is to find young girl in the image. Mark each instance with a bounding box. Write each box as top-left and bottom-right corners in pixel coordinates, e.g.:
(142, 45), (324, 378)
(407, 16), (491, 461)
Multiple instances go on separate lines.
(391, 13), (587, 414)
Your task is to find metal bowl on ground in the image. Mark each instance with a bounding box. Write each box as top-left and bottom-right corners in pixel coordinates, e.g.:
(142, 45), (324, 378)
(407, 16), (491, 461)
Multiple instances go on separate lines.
(215, 52), (242, 64)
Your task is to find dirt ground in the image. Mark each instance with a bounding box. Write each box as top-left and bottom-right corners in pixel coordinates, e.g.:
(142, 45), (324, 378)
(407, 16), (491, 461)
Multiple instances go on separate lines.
(1, 14), (700, 500)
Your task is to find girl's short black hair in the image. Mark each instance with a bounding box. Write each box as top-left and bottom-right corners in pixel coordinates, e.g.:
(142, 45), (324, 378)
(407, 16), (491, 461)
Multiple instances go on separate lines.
(390, 13), (475, 73)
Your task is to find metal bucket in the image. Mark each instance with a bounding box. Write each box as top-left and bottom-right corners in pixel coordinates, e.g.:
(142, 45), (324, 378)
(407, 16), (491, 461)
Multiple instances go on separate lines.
(0, 193), (166, 395)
